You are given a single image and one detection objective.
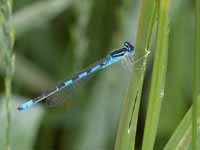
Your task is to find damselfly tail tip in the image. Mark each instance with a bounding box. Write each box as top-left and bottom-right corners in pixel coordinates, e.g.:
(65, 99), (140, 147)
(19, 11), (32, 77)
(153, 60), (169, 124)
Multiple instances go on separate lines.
(17, 100), (34, 111)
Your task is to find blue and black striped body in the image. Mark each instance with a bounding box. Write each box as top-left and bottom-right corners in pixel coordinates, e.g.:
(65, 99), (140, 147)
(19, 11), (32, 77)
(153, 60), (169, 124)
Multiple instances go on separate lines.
(18, 42), (134, 110)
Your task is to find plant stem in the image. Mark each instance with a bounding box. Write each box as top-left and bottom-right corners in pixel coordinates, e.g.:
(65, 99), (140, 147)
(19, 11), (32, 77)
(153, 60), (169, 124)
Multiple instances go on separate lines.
(5, 69), (12, 150)
(0, 0), (15, 149)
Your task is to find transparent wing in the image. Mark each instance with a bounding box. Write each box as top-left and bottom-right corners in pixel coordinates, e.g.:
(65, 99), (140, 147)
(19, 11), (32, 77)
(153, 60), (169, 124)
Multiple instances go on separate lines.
(44, 85), (73, 107)
(121, 50), (150, 72)
(44, 59), (105, 108)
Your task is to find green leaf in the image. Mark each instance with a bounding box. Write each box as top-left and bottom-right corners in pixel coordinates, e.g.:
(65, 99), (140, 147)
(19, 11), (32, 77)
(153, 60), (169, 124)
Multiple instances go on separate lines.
(115, 0), (156, 149)
(142, 0), (169, 149)
(164, 96), (200, 150)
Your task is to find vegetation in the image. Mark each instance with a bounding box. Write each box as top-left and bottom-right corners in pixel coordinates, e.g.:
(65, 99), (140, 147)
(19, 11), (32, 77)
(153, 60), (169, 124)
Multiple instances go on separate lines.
(0, 0), (199, 150)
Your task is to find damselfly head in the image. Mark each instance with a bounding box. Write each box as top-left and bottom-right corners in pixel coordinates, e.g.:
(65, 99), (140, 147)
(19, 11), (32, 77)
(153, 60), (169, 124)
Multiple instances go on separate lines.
(124, 42), (134, 53)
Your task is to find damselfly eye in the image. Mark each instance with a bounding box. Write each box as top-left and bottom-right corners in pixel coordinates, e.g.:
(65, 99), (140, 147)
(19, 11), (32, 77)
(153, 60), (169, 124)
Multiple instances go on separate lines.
(124, 42), (134, 52)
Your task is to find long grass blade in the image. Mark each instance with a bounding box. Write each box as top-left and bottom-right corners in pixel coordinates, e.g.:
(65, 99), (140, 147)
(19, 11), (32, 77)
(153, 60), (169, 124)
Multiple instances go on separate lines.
(115, 0), (156, 149)
(141, 0), (169, 149)
(164, 96), (200, 149)
(192, 0), (200, 149)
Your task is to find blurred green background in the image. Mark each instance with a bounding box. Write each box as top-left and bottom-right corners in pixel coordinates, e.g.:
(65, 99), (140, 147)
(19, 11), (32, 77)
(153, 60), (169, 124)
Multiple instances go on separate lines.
(0, 0), (199, 149)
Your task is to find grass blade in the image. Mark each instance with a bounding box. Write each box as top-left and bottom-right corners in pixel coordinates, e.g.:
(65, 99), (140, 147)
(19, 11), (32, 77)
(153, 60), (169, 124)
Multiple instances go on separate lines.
(164, 96), (200, 149)
(141, 0), (169, 149)
(192, 0), (200, 149)
(115, 0), (156, 149)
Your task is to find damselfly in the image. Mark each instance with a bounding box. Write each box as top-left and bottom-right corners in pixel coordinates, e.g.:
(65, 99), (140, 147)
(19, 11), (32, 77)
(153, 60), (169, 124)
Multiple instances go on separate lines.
(18, 42), (135, 111)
